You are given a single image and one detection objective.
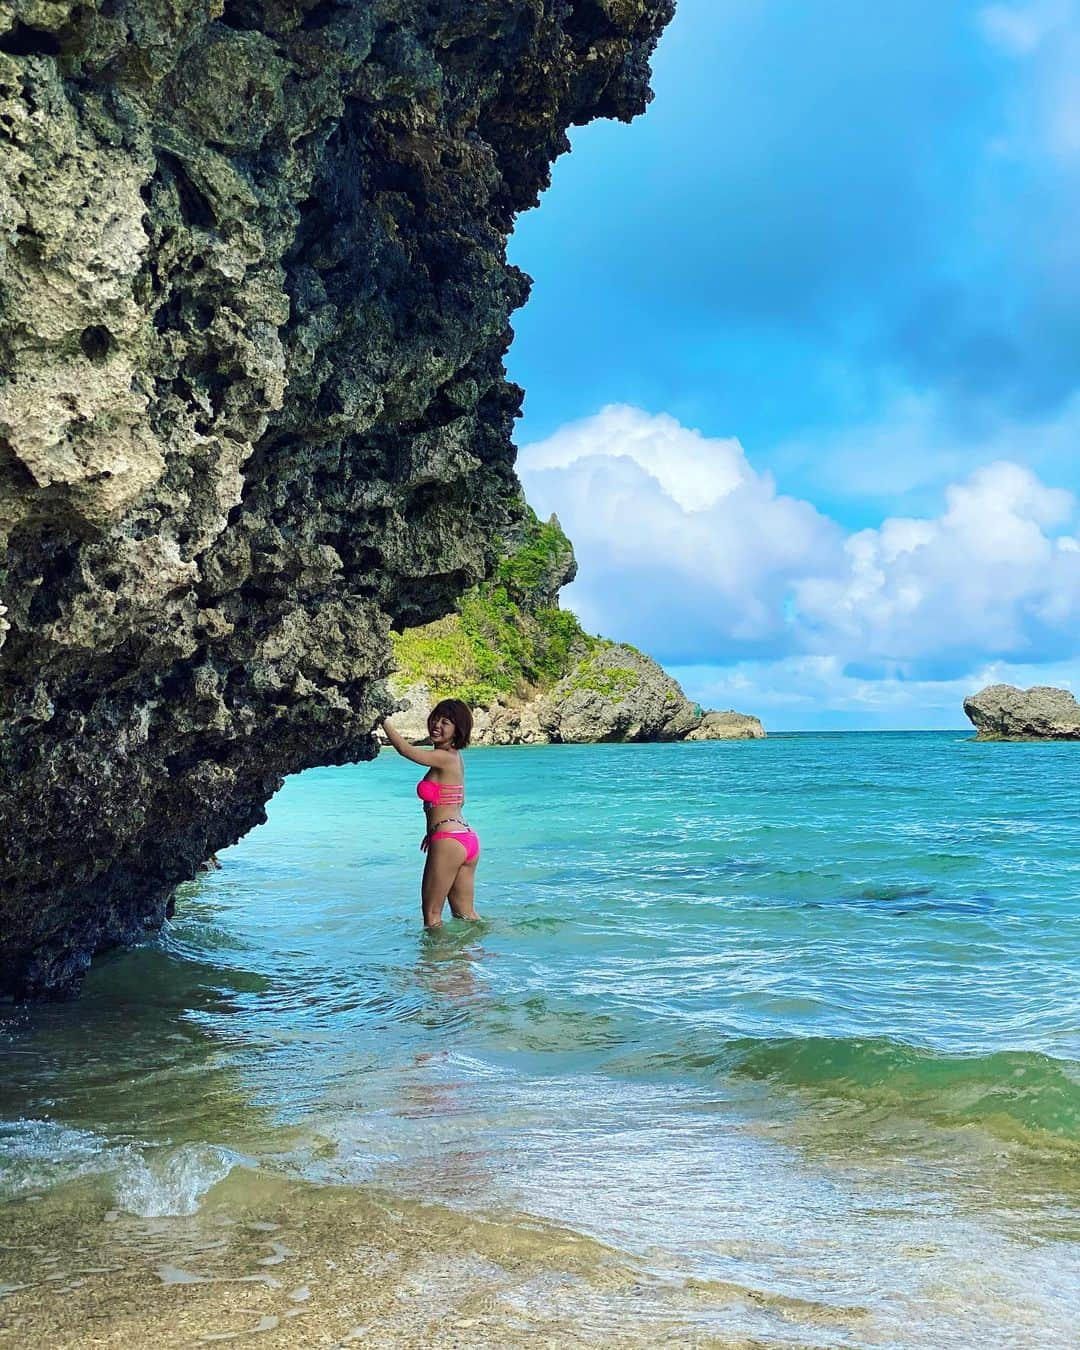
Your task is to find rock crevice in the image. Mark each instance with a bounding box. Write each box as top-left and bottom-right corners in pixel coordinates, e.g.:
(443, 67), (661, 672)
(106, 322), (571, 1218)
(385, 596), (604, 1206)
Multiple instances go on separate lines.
(0, 0), (675, 998)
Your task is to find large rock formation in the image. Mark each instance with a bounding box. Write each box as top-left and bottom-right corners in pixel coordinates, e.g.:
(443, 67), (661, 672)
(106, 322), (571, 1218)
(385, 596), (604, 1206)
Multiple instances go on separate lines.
(964, 684), (1080, 740)
(532, 642), (704, 742)
(408, 640), (701, 744)
(386, 511), (766, 745)
(393, 651), (767, 746)
(0, 0), (674, 998)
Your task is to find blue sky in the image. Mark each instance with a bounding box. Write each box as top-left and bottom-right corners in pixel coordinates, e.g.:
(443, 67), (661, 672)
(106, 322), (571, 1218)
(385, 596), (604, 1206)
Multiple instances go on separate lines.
(506, 0), (1080, 729)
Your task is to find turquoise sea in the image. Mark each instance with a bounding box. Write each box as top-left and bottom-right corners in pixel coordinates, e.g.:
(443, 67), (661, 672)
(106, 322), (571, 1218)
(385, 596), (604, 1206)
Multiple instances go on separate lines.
(2, 733), (1078, 1347)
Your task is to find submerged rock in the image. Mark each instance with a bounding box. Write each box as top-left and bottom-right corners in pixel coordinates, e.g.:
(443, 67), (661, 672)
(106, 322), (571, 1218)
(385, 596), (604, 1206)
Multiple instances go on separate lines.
(963, 684), (1080, 740)
(0, 1), (675, 998)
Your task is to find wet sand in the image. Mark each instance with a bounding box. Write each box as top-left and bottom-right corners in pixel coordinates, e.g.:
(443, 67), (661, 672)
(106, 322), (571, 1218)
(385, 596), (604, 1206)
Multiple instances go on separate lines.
(0, 1170), (794, 1348)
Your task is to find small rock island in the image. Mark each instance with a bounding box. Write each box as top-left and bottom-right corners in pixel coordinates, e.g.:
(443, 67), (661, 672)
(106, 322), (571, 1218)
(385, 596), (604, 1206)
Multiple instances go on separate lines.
(964, 684), (1080, 740)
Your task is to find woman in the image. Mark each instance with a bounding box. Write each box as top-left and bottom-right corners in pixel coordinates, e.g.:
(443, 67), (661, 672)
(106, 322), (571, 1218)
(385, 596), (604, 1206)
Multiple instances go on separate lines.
(381, 699), (481, 928)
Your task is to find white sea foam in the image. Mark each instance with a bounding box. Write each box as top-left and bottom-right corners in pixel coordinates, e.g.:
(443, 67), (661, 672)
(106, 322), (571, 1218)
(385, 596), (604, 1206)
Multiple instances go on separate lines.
(0, 1118), (122, 1199)
(114, 1144), (242, 1217)
(0, 1119), (241, 1216)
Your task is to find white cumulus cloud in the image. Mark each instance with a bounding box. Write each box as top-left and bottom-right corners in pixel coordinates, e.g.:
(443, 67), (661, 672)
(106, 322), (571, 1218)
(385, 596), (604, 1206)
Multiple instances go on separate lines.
(518, 406), (1080, 679)
(518, 405), (842, 661)
(797, 461), (1080, 672)
(520, 404), (747, 511)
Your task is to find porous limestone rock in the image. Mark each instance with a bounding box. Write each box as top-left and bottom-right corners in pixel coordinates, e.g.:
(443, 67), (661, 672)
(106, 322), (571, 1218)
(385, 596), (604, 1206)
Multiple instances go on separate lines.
(384, 679), (435, 745)
(963, 684), (1080, 740)
(685, 710), (765, 740)
(483, 698), (548, 745)
(534, 643), (699, 743)
(386, 651), (766, 747)
(0, 0), (674, 998)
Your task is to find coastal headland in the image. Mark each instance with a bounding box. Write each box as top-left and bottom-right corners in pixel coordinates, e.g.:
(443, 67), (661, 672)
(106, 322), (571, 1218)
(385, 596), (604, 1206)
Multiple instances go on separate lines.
(0, 0), (676, 999)
(385, 509), (764, 745)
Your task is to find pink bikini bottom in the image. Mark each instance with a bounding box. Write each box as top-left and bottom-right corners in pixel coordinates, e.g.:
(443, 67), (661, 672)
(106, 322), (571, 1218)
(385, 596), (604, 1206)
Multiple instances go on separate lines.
(425, 830), (480, 864)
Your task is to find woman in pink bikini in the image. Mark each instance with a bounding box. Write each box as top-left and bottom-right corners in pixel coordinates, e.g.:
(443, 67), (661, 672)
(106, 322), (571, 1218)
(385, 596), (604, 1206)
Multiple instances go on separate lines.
(381, 699), (481, 928)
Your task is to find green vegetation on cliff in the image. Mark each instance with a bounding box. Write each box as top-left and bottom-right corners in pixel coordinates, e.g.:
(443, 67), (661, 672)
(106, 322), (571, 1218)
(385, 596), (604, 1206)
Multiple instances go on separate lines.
(391, 511), (595, 706)
(495, 512), (573, 606)
(565, 655), (640, 704)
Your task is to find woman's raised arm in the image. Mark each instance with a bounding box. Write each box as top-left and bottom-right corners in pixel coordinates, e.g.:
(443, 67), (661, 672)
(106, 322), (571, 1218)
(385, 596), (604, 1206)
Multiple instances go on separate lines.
(381, 718), (455, 769)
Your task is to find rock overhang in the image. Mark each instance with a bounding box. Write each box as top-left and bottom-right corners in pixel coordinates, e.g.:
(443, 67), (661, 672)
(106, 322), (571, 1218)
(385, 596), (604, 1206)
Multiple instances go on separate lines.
(0, 0), (676, 998)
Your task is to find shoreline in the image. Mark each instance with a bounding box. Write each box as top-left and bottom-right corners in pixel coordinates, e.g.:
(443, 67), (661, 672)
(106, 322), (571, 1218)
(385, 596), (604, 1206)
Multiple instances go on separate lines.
(0, 1170), (751, 1349)
(2, 732), (1078, 1348)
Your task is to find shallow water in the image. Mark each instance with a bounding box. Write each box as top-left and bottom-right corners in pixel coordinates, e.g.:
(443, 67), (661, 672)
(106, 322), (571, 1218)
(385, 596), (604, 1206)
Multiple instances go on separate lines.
(2, 734), (1078, 1346)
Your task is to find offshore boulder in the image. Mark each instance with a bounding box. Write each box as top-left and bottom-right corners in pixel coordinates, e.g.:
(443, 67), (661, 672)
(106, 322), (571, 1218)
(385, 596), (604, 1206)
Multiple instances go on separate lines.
(0, 0), (675, 998)
(685, 710), (766, 740)
(964, 684), (1080, 740)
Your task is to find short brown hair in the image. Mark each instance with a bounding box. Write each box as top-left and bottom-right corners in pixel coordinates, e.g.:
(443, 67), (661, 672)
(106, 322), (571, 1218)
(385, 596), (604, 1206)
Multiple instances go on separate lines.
(428, 699), (473, 749)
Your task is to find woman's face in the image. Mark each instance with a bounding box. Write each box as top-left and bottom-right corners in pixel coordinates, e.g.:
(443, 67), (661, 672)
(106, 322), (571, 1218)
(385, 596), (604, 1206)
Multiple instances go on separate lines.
(428, 713), (455, 746)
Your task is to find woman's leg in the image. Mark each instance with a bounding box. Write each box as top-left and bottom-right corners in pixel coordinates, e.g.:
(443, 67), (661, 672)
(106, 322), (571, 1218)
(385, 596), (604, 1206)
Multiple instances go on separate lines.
(421, 838), (466, 927)
(447, 853), (480, 921)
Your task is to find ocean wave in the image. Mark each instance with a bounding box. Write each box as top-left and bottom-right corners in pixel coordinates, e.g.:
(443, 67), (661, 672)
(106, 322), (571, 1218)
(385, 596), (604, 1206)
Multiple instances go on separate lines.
(621, 1037), (1080, 1150)
(0, 1118), (242, 1215)
(114, 1142), (243, 1217)
(0, 1119), (120, 1200)
(733, 1036), (1080, 1147)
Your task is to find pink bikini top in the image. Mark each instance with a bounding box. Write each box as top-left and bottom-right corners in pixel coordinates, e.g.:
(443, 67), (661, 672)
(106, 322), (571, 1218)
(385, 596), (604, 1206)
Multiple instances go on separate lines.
(417, 777), (464, 807)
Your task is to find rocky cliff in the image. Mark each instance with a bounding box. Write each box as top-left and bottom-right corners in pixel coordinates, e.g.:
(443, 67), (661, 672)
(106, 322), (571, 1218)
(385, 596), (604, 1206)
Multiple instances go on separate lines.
(388, 510), (767, 745)
(0, 0), (674, 999)
(964, 684), (1080, 740)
